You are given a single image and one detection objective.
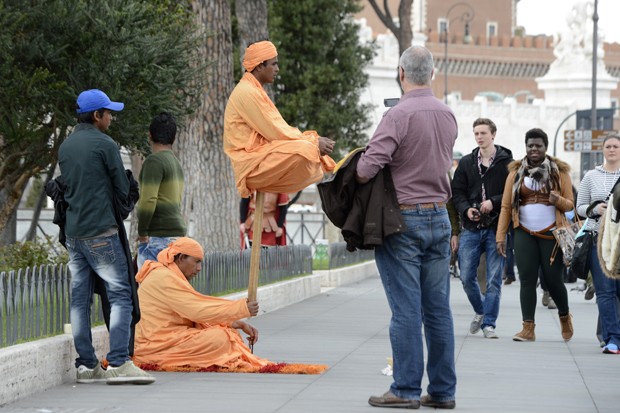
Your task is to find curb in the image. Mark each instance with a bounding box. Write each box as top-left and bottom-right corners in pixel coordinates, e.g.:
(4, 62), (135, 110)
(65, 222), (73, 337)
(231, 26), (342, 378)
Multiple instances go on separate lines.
(0, 261), (377, 406)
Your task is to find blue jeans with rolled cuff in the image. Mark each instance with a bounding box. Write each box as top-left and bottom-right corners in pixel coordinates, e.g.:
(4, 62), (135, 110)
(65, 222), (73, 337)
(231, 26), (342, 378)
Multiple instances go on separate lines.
(66, 232), (133, 368)
(375, 204), (456, 402)
(458, 228), (505, 329)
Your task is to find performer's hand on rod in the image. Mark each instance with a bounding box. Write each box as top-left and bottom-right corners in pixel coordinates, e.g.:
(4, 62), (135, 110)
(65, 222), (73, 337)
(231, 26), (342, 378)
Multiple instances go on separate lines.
(319, 137), (335, 156)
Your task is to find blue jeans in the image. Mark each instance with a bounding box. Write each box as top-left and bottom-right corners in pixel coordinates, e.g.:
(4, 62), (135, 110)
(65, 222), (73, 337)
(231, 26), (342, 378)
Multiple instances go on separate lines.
(590, 239), (620, 347)
(137, 236), (179, 268)
(458, 228), (505, 328)
(375, 206), (456, 402)
(66, 232), (133, 368)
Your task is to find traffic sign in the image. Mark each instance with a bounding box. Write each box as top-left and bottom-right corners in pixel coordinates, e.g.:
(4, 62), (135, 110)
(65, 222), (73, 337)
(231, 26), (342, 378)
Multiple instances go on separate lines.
(563, 129), (617, 152)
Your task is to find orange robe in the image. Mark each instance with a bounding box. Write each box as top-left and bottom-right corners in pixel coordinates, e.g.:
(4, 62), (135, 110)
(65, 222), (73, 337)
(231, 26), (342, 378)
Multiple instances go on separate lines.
(133, 263), (269, 370)
(223, 72), (336, 197)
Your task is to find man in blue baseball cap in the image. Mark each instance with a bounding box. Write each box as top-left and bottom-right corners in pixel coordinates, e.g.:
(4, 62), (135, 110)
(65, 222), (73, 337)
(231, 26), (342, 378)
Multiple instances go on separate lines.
(58, 89), (155, 385)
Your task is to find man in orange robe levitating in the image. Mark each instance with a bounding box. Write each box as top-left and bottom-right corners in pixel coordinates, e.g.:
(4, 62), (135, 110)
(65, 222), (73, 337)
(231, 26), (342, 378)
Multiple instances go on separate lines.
(223, 40), (336, 197)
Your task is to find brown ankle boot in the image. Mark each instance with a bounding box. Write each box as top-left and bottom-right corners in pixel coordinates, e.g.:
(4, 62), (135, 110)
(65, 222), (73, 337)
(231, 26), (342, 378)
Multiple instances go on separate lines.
(559, 313), (574, 341)
(513, 321), (536, 342)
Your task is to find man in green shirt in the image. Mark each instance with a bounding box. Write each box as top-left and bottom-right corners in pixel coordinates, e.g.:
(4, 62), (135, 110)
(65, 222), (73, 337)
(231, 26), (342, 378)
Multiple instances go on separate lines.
(136, 112), (187, 268)
(59, 89), (154, 385)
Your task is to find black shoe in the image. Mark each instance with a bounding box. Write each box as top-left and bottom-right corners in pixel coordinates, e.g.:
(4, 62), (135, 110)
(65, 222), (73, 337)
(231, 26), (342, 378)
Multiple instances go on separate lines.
(504, 277), (515, 285)
(369, 391), (420, 409)
(420, 395), (456, 409)
(585, 285), (595, 300)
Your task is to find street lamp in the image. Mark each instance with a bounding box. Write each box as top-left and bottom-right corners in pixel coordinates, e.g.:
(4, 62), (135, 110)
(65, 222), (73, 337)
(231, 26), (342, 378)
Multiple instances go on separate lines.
(591, 0), (599, 128)
(442, 2), (475, 104)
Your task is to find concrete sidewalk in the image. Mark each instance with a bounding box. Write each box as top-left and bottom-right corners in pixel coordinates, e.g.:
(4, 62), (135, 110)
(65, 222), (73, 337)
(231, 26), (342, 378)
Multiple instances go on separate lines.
(2, 275), (618, 413)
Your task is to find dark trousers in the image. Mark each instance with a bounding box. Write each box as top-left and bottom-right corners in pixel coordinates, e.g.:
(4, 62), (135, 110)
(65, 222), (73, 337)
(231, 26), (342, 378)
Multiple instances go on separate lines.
(514, 228), (569, 321)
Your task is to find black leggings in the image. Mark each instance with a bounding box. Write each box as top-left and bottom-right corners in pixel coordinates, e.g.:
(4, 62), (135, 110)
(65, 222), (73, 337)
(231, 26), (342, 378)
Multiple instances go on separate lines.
(514, 227), (569, 321)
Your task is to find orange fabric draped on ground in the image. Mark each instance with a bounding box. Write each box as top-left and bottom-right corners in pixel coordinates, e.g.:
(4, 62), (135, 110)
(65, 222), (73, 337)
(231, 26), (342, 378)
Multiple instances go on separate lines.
(132, 249), (328, 374)
(223, 72), (336, 197)
(138, 362), (328, 375)
(133, 261), (269, 371)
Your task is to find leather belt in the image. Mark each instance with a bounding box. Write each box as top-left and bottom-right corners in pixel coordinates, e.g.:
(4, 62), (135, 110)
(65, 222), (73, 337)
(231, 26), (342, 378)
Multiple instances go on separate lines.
(520, 197), (551, 206)
(400, 202), (446, 210)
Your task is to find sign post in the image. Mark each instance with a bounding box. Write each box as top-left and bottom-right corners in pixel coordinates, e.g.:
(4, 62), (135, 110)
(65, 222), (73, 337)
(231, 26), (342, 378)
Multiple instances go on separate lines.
(563, 129), (616, 152)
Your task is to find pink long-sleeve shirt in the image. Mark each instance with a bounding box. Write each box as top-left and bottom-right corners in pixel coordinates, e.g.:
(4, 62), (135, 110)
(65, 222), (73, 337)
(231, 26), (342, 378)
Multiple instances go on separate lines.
(357, 88), (458, 205)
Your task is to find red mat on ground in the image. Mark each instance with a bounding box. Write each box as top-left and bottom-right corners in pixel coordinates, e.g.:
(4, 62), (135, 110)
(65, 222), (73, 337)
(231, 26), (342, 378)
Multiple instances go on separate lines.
(137, 362), (328, 374)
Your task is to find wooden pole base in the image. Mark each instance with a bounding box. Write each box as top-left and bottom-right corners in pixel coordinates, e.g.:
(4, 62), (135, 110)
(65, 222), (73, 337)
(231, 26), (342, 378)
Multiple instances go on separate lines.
(248, 191), (265, 303)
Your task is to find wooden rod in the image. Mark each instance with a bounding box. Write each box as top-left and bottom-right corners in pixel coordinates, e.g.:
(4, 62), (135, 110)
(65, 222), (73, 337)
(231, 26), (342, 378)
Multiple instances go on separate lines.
(247, 191), (265, 303)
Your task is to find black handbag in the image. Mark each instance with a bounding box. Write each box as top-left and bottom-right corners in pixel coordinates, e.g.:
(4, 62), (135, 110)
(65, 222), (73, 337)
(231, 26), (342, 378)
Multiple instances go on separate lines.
(569, 230), (594, 280)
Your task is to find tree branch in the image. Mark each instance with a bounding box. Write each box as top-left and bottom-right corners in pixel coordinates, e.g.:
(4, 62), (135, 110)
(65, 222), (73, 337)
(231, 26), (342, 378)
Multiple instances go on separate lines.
(367, 0), (398, 34)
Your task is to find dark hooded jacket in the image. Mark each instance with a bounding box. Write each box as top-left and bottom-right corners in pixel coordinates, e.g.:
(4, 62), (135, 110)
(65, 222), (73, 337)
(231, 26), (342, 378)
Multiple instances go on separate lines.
(451, 145), (513, 231)
(45, 170), (141, 354)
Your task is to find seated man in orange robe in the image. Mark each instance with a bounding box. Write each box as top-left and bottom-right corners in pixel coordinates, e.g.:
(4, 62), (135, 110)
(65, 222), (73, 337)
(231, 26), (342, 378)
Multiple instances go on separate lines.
(133, 237), (269, 371)
(223, 40), (336, 197)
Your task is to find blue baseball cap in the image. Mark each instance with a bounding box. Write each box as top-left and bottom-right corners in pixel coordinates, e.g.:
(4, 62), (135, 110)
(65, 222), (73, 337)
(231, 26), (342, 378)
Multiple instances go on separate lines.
(76, 89), (124, 114)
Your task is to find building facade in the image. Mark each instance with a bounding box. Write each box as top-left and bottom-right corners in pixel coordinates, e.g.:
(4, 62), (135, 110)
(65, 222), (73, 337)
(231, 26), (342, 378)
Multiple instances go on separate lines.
(356, 0), (620, 180)
(357, 0), (620, 106)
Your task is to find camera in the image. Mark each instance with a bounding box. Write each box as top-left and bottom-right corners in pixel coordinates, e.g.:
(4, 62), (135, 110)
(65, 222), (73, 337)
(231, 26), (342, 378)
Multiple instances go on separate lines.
(471, 203), (481, 217)
(384, 98), (399, 107)
(471, 203), (496, 228)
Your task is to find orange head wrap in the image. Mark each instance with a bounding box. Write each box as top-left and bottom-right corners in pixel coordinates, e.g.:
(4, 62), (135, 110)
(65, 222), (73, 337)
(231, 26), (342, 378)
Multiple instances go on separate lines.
(243, 41), (278, 72)
(136, 237), (204, 284)
(156, 237), (204, 265)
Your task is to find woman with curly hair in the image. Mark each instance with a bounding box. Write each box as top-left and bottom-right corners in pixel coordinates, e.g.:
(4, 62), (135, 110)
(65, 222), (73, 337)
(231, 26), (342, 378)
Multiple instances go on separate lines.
(496, 128), (574, 342)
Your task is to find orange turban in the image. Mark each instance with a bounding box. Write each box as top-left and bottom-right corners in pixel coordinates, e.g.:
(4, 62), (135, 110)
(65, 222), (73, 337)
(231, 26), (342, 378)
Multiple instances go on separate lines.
(156, 237), (204, 265)
(243, 41), (277, 72)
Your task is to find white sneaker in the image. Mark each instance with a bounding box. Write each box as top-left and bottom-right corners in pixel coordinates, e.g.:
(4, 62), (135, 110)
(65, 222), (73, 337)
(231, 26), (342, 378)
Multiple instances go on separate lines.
(469, 314), (484, 334)
(76, 363), (107, 383)
(106, 361), (155, 385)
(483, 326), (499, 339)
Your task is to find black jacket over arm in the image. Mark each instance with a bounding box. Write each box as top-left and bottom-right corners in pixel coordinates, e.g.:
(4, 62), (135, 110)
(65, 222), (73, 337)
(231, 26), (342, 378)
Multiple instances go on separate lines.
(318, 149), (404, 252)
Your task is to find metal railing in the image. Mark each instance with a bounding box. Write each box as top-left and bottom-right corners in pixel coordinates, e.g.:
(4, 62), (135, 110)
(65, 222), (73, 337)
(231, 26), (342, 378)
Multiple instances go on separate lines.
(327, 242), (375, 269)
(0, 243), (373, 348)
(191, 245), (312, 295)
(0, 264), (107, 349)
(284, 212), (328, 246)
(17, 209), (330, 247)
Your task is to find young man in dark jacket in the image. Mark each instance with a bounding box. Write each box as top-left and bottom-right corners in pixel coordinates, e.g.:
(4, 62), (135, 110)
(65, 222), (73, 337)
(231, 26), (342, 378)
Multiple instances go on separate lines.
(451, 117), (513, 339)
(59, 89), (154, 385)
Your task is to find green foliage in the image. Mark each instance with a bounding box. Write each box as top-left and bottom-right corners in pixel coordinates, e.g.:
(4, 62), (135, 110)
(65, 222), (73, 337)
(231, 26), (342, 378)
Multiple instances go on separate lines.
(0, 0), (205, 226)
(1, 0), (203, 151)
(0, 239), (68, 273)
(269, 0), (376, 157)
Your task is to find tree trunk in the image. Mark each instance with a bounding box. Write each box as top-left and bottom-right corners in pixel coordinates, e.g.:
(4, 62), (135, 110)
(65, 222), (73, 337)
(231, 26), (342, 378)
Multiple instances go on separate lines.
(396, 0), (413, 57)
(368, 0), (413, 88)
(178, 0), (238, 251)
(235, 0), (273, 99)
(0, 196), (16, 246)
(25, 163), (56, 242)
(127, 153), (144, 255)
(235, 0), (269, 62)
(0, 176), (30, 247)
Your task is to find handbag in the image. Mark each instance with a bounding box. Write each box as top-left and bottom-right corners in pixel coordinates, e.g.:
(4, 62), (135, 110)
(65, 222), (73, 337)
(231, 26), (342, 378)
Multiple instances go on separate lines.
(569, 228), (593, 280)
(552, 211), (582, 266)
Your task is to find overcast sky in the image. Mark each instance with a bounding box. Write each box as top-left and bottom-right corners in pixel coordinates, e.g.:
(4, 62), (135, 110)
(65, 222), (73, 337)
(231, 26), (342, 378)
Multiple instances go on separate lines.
(517, 0), (620, 43)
